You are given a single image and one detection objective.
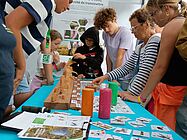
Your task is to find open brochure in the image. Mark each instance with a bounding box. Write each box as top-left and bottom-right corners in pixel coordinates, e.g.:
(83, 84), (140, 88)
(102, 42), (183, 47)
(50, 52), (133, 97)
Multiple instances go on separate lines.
(1, 112), (90, 139)
(18, 125), (86, 140)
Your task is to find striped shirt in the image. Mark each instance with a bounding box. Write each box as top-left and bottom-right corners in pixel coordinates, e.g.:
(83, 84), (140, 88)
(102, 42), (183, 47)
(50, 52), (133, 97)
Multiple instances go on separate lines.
(107, 33), (161, 96)
(4, 0), (56, 57)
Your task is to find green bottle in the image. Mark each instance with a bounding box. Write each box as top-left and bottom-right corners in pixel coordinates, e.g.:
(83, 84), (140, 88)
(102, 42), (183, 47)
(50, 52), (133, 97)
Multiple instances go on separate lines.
(109, 82), (118, 106)
(46, 29), (50, 48)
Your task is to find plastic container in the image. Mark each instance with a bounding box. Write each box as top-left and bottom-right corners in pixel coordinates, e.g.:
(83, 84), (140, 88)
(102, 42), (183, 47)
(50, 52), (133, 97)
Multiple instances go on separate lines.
(98, 88), (112, 119)
(81, 88), (94, 117)
(109, 82), (118, 106)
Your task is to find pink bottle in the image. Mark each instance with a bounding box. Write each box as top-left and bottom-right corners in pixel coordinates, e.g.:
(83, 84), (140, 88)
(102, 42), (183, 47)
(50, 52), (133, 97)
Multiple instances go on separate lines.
(98, 88), (112, 119)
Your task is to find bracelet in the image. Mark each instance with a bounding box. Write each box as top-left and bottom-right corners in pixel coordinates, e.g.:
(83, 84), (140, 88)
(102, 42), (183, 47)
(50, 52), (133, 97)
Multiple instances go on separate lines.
(40, 53), (53, 64)
(137, 96), (143, 105)
(140, 95), (147, 103)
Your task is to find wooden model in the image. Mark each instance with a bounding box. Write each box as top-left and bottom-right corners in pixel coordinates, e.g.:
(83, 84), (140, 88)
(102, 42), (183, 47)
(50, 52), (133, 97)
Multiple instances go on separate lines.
(44, 59), (98, 110)
(44, 60), (76, 110)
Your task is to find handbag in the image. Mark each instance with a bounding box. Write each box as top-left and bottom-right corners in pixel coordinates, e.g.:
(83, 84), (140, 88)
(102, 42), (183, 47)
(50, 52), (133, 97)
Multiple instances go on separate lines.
(176, 18), (187, 61)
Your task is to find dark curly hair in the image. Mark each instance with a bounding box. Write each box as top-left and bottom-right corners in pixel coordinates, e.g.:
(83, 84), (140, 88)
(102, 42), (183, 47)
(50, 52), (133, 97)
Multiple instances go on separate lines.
(94, 8), (116, 30)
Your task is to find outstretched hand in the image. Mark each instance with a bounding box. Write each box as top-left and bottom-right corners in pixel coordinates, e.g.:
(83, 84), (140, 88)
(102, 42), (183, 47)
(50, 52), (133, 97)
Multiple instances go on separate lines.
(92, 75), (109, 85)
(73, 53), (86, 59)
(118, 91), (139, 103)
(78, 74), (85, 79)
(59, 62), (66, 69)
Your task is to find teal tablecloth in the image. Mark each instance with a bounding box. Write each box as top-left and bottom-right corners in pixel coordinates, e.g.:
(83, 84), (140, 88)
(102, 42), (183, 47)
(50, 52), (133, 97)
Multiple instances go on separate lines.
(0, 78), (183, 140)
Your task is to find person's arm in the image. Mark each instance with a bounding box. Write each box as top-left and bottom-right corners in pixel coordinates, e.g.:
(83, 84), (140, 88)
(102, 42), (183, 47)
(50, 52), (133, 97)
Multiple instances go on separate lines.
(92, 74), (109, 85)
(127, 35), (160, 96)
(140, 22), (184, 100)
(115, 27), (134, 68)
(5, 6), (34, 90)
(53, 52), (60, 64)
(40, 40), (54, 85)
(93, 52), (135, 85)
(118, 35), (160, 101)
(102, 32), (112, 72)
(115, 48), (126, 68)
(107, 52), (135, 81)
(106, 52), (112, 72)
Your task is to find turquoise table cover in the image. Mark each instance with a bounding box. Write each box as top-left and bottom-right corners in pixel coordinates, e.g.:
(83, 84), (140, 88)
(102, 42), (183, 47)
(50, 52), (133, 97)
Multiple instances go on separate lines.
(0, 78), (184, 140)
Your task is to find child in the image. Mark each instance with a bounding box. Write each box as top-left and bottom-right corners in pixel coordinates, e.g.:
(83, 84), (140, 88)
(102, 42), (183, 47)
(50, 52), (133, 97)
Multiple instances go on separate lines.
(71, 26), (104, 78)
(30, 29), (65, 93)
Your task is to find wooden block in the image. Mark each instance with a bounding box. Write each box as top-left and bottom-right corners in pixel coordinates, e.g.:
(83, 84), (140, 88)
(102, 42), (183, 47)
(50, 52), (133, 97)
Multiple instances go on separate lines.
(44, 75), (74, 110)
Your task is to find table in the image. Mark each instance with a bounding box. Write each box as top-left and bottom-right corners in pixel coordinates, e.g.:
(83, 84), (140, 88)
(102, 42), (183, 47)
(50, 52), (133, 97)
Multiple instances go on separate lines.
(0, 78), (184, 140)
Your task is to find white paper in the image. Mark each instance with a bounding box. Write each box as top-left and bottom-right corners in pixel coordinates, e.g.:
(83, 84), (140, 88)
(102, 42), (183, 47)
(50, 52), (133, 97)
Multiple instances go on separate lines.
(93, 96), (134, 114)
(133, 130), (150, 138)
(1, 112), (38, 130)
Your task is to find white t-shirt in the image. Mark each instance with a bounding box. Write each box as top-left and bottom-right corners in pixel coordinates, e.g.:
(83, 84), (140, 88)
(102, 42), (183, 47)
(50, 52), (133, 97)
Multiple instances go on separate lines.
(103, 26), (134, 69)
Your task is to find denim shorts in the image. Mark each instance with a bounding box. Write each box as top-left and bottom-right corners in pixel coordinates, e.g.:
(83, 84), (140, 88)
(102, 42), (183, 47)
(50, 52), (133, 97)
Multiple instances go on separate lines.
(8, 74), (30, 105)
(16, 74), (30, 94)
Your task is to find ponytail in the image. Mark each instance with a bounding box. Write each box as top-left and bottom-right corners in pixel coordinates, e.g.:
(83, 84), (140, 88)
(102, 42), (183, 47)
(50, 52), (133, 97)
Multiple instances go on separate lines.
(179, 0), (187, 17)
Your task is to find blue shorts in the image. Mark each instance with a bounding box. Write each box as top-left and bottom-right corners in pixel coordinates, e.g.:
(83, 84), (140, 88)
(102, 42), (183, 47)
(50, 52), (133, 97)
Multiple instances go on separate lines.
(8, 74), (30, 105)
(16, 74), (30, 94)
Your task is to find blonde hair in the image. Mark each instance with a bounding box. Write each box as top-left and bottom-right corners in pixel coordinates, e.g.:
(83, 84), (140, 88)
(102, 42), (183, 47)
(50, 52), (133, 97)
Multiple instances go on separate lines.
(147, 0), (187, 17)
(50, 29), (63, 41)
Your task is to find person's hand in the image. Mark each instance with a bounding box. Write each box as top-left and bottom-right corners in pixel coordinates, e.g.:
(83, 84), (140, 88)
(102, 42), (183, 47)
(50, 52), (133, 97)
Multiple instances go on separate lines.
(73, 53), (86, 59)
(118, 91), (138, 103)
(53, 53), (60, 63)
(78, 74), (85, 79)
(112, 80), (120, 86)
(92, 75), (109, 85)
(41, 79), (48, 86)
(41, 78), (54, 86)
(59, 62), (66, 69)
(13, 68), (24, 92)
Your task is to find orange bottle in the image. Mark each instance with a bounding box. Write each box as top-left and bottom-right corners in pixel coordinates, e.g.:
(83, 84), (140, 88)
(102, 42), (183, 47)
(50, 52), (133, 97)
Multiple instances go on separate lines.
(81, 88), (94, 117)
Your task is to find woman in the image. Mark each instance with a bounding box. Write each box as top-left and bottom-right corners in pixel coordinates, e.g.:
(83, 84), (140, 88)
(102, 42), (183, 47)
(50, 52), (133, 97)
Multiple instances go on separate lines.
(93, 8), (160, 98)
(123, 0), (187, 131)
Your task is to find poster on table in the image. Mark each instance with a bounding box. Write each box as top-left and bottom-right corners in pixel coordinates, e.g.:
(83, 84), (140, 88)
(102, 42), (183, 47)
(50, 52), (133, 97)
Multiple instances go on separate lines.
(52, 0), (109, 56)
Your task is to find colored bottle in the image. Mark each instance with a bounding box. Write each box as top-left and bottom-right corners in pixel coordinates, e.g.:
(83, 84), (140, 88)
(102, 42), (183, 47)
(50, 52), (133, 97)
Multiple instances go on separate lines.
(109, 82), (118, 106)
(81, 88), (94, 117)
(46, 29), (50, 48)
(98, 88), (112, 119)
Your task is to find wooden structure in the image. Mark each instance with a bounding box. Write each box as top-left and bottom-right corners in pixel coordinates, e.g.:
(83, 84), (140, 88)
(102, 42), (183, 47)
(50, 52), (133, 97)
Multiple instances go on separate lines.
(44, 61), (76, 110)
(44, 60), (99, 110)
